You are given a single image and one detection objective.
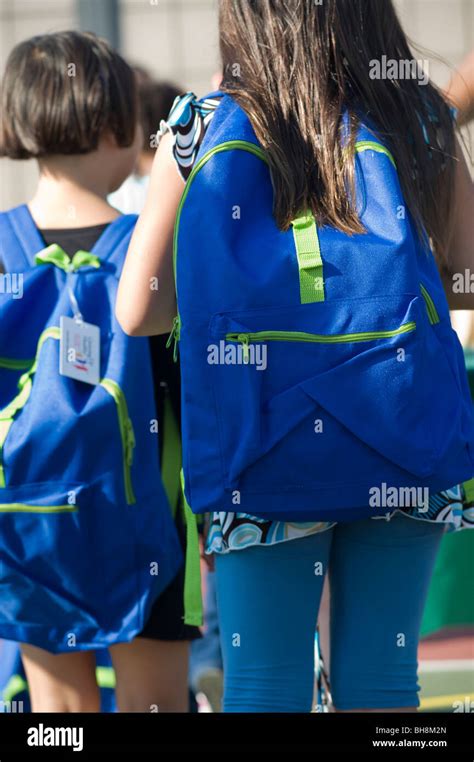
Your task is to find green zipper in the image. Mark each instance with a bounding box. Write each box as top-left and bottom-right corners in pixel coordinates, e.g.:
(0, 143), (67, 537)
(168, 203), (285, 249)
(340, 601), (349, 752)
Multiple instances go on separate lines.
(420, 283), (440, 325)
(226, 322), (416, 362)
(0, 503), (77, 513)
(100, 378), (136, 505)
(0, 357), (34, 371)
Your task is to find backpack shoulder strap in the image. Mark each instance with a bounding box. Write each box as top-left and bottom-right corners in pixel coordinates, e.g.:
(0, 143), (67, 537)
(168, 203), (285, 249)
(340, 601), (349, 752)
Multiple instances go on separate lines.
(0, 208), (137, 273)
(0, 205), (45, 272)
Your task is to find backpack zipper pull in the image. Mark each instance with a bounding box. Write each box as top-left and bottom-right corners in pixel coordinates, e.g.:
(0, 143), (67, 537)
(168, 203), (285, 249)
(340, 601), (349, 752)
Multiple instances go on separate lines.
(166, 316), (181, 362)
(238, 334), (250, 364)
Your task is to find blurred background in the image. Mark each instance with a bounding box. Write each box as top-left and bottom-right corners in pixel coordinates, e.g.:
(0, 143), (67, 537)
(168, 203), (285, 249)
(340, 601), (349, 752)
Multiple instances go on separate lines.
(1, 0), (473, 209)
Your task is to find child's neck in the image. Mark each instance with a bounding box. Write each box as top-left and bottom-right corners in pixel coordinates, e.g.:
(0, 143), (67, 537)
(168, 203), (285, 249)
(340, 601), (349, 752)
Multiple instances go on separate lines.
(28, 155), (120, 229)
(135, 152), (154, 178)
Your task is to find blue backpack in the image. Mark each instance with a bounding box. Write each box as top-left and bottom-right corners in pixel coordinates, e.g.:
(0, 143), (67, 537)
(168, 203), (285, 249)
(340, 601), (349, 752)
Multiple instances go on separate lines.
(173, 94), (474, 522)
(0, 205), (189, 652)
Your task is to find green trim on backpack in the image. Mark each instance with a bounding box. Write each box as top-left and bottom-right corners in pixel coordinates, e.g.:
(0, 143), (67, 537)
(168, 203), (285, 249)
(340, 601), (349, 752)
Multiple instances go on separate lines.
(291, 213), (325, 304)
(0, 329), (136, 508)
(420, 283), (440, 325)
(0, 327), (60, 488)
(226, 321), (417, 348)
(2, 674), (28, 704)
(180, 469), (203, 627)
(95, 666), (116, 690)
(0, 357), (34, 371)
(0, 504), (78, 513)
(99, 379), (136, 506)
(354, 140), (397, 169)
(35, 244), (101, 273)
(157, 383), (202, 625)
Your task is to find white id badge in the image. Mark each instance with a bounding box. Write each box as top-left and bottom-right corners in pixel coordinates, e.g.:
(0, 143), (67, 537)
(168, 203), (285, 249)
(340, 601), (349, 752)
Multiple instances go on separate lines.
(60, 316), (100, 386)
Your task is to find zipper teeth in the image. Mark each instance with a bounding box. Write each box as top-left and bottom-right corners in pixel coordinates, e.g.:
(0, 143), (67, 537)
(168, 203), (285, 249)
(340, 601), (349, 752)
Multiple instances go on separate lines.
(100, 378), (136, 505)
(0, 504), (78, 513)
(226, 322), (416, 345)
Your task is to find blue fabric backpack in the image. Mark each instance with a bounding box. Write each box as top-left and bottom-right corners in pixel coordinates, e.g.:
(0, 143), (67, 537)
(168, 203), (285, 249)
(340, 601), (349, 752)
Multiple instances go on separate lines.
(0, 205), (186, 652)
(173, 94), (474, 522)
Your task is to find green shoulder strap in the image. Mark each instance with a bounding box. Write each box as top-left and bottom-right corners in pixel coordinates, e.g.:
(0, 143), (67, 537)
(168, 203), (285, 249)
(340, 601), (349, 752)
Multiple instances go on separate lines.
(160, 393), (202, 626)
(291, 212), (324, 304)
(289, 140), (397, 307)
(180, 469), (203, 626)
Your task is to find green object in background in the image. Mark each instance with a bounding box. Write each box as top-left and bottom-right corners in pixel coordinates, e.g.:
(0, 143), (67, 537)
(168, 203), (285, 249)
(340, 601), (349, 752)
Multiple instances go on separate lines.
(420, 350), (474, 637)
(420, 529), (474, 637)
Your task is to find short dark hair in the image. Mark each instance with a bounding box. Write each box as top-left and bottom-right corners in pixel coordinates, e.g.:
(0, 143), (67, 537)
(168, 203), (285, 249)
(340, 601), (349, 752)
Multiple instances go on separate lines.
(0, 31), (138, 159)
(137, 77), (181, 154)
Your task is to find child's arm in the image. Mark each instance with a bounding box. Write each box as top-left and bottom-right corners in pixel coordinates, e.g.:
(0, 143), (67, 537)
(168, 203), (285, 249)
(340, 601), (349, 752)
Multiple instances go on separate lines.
(116, 132), (183, 336)
(441, 138), (474, 310)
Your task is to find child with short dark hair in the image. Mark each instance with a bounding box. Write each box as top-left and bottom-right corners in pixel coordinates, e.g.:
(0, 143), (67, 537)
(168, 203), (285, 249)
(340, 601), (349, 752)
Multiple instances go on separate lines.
(0, 31), (199, 713)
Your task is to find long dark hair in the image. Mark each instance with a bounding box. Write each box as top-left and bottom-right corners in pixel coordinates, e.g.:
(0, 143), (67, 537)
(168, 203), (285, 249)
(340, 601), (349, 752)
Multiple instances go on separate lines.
(219, 0), (456, 261)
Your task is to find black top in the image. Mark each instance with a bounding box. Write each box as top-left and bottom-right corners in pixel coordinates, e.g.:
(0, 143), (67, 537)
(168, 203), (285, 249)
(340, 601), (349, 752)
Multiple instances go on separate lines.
(39, 224), (181, 462)
(40, 223), (110, 257)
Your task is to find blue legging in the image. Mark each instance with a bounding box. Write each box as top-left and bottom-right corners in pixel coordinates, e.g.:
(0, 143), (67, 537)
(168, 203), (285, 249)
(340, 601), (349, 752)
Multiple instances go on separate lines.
(215, 514), (444, 712)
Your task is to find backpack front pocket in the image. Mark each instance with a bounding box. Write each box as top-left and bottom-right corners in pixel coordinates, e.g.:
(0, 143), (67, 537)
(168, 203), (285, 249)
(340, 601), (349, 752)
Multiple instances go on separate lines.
(208, 294), (463, 495)
(0, 481), (99, 643)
